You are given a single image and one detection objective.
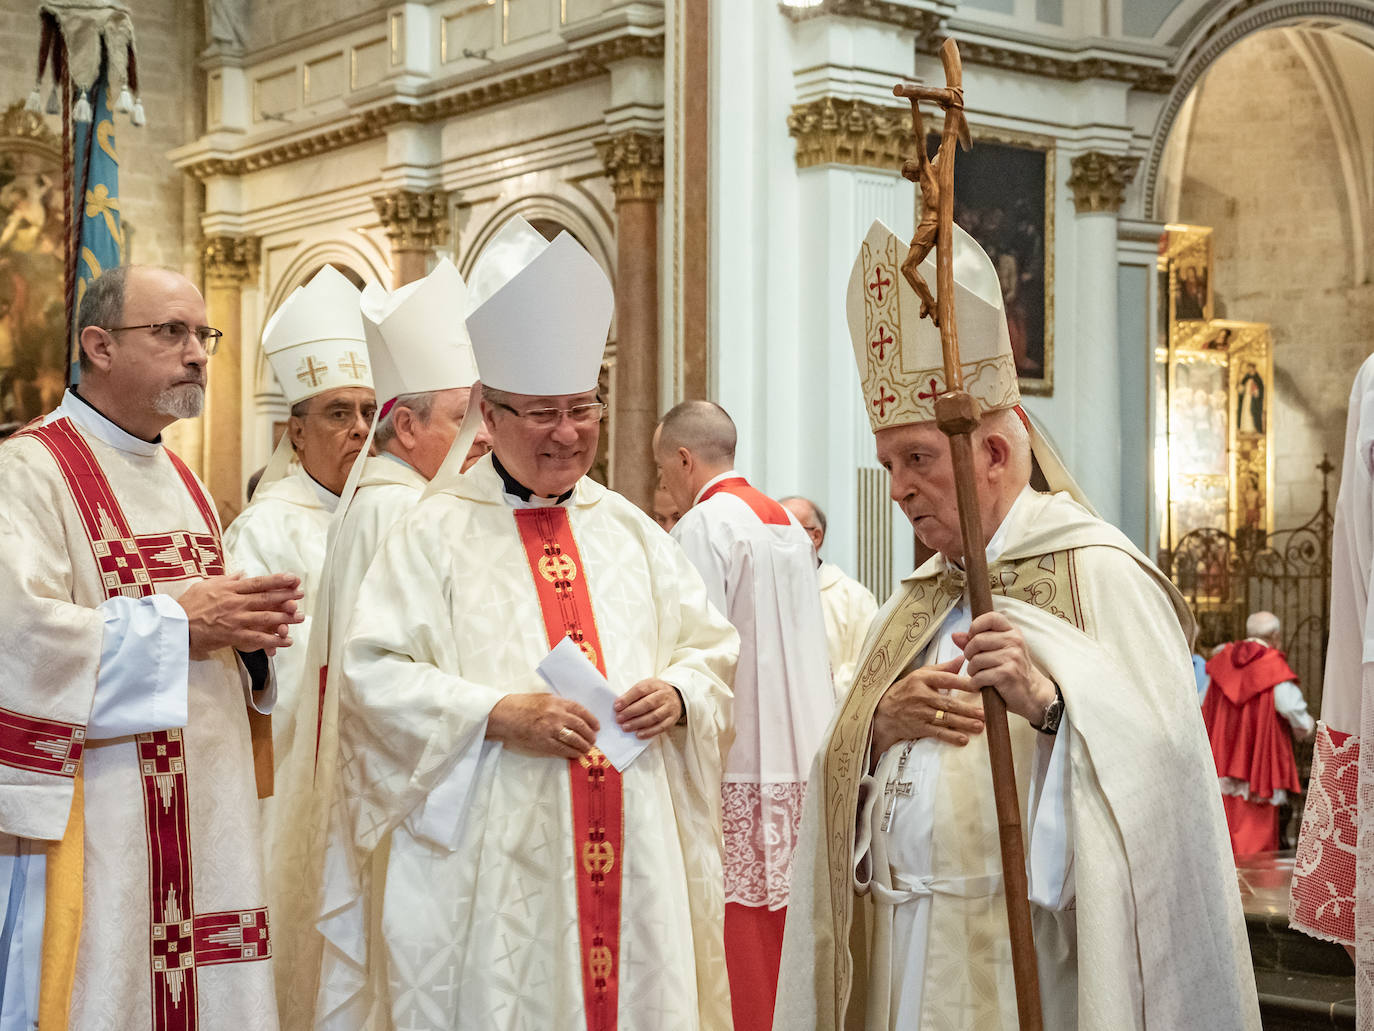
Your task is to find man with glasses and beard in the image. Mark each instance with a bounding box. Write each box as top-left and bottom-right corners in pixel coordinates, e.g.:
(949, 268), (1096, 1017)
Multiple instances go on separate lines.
(0, 264), (302, 1028)
(330, 220), (739, 1030)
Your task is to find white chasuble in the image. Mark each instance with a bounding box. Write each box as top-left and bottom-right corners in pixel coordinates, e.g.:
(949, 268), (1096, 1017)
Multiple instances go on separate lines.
(776, 490), (1259, 1031)
(0, 394), (277, 1030)
(327, 454), (739, 1030)
(817, 562), (880, 698)
(672, 473), (835, 910)
(270, 455), (427, 1031)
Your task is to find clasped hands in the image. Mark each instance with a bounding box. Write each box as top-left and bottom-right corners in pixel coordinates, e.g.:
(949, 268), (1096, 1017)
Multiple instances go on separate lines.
(487, 678), (682, 760)
(871, 611), (1057, 756)
(177, 573), (304, 660)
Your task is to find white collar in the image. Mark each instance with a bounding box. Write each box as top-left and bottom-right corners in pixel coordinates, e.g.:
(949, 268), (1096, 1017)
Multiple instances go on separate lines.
(300, 467), (341, 513)
(947, 484), (1033, 569)
(693, 469), (741, 507)
(379, 451), (419, 475)
(51, 389), (161, 457)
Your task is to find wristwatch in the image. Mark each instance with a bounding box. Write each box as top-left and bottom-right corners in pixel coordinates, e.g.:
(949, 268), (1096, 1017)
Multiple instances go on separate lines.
(1035, 684), (1064, 736)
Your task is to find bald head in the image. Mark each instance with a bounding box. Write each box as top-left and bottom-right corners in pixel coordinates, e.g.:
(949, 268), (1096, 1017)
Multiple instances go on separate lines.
(653, 400), (738, 514)
(656, 400), (736, 465)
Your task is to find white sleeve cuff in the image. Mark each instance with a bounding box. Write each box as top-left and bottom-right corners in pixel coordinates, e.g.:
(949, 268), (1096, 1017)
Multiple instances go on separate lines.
(89, 594), (190, 739)
(1027, 717), (1075, 910)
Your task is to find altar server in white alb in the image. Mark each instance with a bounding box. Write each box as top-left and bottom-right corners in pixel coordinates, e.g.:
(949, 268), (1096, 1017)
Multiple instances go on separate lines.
(274, 254), (489, 1028)
(224, 265), (376, 778)
(0, 265), (303, 1029)
(652, 400), (835, 1031)
(1289, 353), (1374, 1009)
(333, 222), (739, 1030)
(780, 495), (880, 696)
(775, 220), (1258, 1030)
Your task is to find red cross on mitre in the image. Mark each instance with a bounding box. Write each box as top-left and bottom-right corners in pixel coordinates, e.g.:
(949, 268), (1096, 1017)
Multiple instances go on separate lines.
(917, 377), (942, 401)
(338, 351), (368, 379)
(871, 325), (895, 361)
(296, 355), (328, 387)
(872, 388), (897, 418)
(868, 267), (892, 302)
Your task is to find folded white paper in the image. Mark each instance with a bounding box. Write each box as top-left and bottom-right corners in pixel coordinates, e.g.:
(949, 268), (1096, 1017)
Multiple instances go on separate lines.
(536, 636), (649, 772)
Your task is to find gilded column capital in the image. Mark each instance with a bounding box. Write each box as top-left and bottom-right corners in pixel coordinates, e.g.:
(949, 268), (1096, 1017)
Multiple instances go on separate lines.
(596, 131), (665, 204)
(1066, 151), (1141, 214)
(786, 97), (912, 171)
(202, 234), (260, 285)
(372, 189), (451, 250)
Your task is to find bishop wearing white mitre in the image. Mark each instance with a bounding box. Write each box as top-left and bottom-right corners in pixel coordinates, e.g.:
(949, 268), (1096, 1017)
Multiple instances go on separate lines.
(0, 265), (303, 1029)
(775, 221), (1258, 1030)
(224, 265), (376, 782)
(268, 254), (492, 1029)
(333, 224), (740, 1030)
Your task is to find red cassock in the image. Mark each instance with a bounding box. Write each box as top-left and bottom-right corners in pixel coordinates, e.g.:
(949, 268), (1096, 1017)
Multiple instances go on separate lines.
(1203, 641), (1303, 855)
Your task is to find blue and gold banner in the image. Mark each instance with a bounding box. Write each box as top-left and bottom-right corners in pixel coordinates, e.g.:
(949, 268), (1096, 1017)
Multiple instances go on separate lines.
(70, 78), (124, 382)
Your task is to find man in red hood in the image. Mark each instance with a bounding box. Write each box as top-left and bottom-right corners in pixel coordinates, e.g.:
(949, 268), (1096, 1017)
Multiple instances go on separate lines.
(1204, 611), (1315, 855)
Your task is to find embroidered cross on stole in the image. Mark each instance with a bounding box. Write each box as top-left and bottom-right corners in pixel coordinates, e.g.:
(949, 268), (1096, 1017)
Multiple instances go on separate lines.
(514, 507), (625, 1031)
(815, 548), (1086, 1027)
(21, 418), (272, 1031)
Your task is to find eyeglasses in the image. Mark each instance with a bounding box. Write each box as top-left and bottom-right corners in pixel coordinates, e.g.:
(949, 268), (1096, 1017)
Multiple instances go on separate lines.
(107, 321), (224, 355)
(490, 400), (607, 428)
(302, 403), (377, 428)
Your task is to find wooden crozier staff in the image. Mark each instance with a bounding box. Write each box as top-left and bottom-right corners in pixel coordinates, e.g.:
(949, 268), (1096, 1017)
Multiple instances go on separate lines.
(894, 38), (1044, 1031)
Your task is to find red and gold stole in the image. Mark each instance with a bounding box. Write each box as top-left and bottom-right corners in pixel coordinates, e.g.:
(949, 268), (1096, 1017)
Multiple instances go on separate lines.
(697, 475), (791, 526)
(514, 507), (624, 1031)
(21, 418), (270, 1031)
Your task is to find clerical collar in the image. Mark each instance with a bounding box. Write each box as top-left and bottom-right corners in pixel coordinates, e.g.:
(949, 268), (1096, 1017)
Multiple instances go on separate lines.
(60, 388), (162, 456)
(299, 467), (341, 512)
(492, 452), (574, 506)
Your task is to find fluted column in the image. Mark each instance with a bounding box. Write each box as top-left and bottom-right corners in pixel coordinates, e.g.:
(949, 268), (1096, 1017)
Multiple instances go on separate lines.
(597, 130), (664, 512)
(202, 234), (260, 524)
(372, 189), (450, 287)
(1067, 151), (1139, 527)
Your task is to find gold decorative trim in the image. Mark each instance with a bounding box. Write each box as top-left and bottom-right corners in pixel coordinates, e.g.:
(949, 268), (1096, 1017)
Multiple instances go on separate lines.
(181, 33), (664, 181)
(202, 234), (261, 285)
(596, 131), (664, 203)
(0, 101), (61, 160)
(929, 37), (1175, 94)
(372, 189), (451, 250)
(1067, 151), (1141, 214)
(786, 97), (912, 171)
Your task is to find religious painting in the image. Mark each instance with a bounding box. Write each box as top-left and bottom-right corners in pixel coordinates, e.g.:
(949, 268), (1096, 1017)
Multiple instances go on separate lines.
(1226, 322), (1274, 544)
(1161, 224), (1213, 323)
(0, 102), (65, 430)
(928, 127), (1054, 395)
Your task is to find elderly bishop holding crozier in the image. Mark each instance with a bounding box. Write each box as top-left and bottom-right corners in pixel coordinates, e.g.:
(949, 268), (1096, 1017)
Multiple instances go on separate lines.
(775, 66), (1260, 1025)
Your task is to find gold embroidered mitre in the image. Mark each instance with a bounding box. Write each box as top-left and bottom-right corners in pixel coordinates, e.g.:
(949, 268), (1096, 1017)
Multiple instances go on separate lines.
(846, 219), (1018, 432)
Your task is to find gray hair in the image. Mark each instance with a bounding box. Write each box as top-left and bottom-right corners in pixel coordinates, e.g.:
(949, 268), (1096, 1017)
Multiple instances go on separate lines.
(1246, 610), (1281, 641)
(977, 407), (1033, 481)
(778, 495), (827, 535)
(374, 391), (438, 449)
(76, 265), (134, 371)
(656, 399), (736, 465)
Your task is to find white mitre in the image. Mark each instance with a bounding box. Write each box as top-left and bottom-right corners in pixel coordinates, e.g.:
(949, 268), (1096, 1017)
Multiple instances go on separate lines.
(262, 264), (373, 406)
(362, 258), (478, 411)
(846, 219), (1017, 433)
(466, 217), (614, 395)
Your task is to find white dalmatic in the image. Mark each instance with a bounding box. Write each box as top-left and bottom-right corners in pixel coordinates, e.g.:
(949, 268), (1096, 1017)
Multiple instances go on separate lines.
(817, 561), (880, 697)
(325, 455), (739, 1030)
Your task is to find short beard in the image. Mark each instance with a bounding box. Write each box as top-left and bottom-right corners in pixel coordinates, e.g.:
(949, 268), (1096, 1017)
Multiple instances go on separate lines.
(152, 383), (205, 420)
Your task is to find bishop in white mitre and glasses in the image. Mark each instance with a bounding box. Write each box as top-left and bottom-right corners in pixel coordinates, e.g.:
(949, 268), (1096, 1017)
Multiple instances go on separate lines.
(330, 221), (740, 1030)
(0, 265), (303, 1029)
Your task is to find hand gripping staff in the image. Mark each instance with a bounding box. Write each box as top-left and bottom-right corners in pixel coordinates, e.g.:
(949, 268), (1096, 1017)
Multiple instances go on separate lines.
(893, 38), (1044, 1031)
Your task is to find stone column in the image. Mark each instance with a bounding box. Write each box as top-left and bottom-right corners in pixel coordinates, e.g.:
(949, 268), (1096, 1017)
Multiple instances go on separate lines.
(597, 130), (664, 512)
(202, 233), (260, 524)
(372, 189), (450, 287)
(1067, 151), (1140, 528)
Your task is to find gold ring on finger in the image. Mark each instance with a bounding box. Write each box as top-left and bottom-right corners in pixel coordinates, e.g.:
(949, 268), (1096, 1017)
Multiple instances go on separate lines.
(557, 726), (573, 744)
(935, 709), (946, 721)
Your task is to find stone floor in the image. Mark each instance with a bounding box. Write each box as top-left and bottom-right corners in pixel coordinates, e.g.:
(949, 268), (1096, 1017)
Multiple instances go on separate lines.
(1236, 851), (1356, 1029)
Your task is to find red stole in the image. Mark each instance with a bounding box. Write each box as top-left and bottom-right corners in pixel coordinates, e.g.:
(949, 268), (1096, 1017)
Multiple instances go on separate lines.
(697, 475), (790, 526)
(513, 507), (624, 1031)
(1203, 640), (1302, 801)
(22, 416), (271, 1031)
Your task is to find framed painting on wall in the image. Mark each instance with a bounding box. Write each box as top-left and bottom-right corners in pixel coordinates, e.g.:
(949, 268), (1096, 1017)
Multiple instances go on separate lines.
(928, 127), (1055, 395)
